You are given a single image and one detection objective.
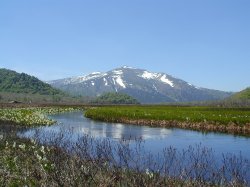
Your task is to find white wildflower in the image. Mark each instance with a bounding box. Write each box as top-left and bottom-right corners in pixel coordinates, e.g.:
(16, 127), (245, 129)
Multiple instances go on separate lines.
(19, 144), (26, 150)
(31, 139), (36, 145)
(145, 169), (154, 179)
(42, 156), (47, 161)
(40, 146), (45, 154)
(37, 154), (42, 161)
(14, 156), (18, 163)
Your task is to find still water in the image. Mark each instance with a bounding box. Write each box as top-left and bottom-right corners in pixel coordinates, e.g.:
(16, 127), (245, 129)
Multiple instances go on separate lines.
(21, 111), (250, 159)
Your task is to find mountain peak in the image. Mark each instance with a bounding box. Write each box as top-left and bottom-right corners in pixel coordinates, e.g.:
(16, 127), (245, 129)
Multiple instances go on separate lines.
(48, 67), (232, 103)
(120, 65), (136, 69)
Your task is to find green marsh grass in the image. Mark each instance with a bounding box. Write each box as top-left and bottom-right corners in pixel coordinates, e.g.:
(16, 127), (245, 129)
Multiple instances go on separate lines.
(85, 106), (250, 126)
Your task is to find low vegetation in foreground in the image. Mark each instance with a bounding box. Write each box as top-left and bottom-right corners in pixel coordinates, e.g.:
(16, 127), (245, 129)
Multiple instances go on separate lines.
(85, 106), (250, 135)
(0, 131), (249, 186)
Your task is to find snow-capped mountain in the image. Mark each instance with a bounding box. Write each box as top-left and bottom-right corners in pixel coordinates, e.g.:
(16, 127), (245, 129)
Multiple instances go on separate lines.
(48, 66), (232, 103)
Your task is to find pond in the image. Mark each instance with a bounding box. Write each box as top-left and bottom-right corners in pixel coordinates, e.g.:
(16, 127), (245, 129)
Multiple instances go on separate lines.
(21, 111), (250, 159)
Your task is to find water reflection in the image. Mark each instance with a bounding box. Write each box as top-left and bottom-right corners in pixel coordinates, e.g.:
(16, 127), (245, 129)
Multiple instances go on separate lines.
(22, 112), (172, 141)
(17, 112), (250, 184)
(20, 112), (250, 159)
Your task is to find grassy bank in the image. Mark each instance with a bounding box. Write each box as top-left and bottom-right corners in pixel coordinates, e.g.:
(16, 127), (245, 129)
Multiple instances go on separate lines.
(85, 106), (250, 135)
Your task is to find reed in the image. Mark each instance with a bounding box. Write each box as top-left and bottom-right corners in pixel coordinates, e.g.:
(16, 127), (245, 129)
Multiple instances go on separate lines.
(0, 129), (249, 186)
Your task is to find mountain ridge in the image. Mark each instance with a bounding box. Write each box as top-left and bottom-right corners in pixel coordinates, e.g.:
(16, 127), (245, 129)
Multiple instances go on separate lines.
(48, 66), (233, 103)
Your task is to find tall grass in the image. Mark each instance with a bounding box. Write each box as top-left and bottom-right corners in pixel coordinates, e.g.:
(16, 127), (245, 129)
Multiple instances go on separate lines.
(1, 129), (249, 186)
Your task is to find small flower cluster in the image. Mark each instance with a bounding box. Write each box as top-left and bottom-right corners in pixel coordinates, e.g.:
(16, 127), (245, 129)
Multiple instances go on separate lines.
(0, 108), (54, 126)
(33, 144), (54, 172)
(36, 107), (77, 115)
(0, 107), (78, 126)
(2, 139), (55, 178)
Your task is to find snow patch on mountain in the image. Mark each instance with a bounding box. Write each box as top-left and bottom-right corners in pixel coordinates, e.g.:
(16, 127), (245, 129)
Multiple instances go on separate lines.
(112, 70), (123, 75)
(103, 78), (108, 86)
(91, 72), (101, 75)
(188, 82), (200, 89)
(111, 74), (126, 88)
(140, 71), (160, 79)
(122, 66), (136, 69)
(153, 84), (158, 91)
(67, 72), (107, 84)
(160, 75), (174, 87)
(115, 76), (126, 88)
(139, 71), (174, 87)
(112, 78), (116, 85)
(63, 76), (85, 84)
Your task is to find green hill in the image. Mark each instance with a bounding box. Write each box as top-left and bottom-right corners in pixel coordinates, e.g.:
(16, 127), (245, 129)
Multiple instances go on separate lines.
(0, 68), (87, 103)
(230, 87), (250, 100)
(0, 68), (63, 95)
(92, 92), (140, 104)
(219, 87), (250, 107)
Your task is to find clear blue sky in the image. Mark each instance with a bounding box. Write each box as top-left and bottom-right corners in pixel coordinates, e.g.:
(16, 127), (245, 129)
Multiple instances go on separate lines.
(0, 0), (249, 92)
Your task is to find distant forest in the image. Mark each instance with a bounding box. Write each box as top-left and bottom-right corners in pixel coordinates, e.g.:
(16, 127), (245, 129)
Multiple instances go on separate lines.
(92, 92), (140, 104)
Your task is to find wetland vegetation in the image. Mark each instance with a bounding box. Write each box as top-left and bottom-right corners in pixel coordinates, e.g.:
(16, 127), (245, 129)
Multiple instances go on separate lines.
(0, 107), (77, 126)
(85, 106), (250, 135)
(1, 127), (250, 186)
(0, 105), (250, 186)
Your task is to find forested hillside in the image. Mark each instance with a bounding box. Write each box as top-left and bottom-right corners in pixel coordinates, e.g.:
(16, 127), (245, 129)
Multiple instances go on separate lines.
(91, 92), (140, 104)
(230, 87), (250, 100)
(0, 68), (63, 95)
(0, 68), (89, 103)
